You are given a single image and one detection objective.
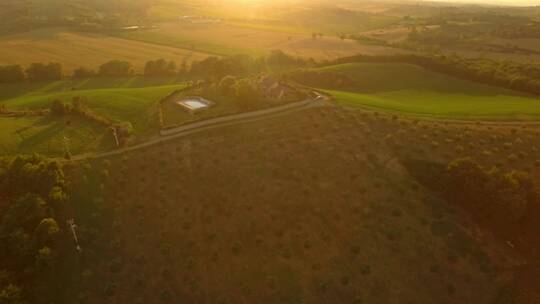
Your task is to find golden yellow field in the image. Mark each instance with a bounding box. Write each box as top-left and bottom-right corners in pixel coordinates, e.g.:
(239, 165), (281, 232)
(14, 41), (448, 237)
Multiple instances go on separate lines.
(119, 22), (406, 59)
(0, 28), (211, 74)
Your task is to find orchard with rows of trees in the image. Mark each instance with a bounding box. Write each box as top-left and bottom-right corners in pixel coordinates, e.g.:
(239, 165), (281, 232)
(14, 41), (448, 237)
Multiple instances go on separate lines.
(0, 50), (310, 84)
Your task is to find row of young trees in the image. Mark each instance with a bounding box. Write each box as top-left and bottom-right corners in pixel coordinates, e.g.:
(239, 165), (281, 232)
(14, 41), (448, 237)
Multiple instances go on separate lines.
(0, 50), (311, 84)
(332, 54), (540, 95)
(0, 155), (69, 304)
(0, 61), (134, 83)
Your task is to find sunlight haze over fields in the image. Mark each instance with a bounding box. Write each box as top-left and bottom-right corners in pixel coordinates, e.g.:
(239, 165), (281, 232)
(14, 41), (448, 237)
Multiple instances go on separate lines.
(1, 0), (540, 303)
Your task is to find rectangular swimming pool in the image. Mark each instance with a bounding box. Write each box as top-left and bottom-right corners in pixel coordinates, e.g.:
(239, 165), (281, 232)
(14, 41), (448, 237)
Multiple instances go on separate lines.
(176, 98), (210, 111)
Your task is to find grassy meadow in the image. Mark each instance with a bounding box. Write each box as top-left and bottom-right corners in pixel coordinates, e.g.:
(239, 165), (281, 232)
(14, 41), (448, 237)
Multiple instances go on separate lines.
(0, 77), (187, 156)
(319, 63), (540, 119)
(1, 77), (187, 135)
(0, 116), (112, 156)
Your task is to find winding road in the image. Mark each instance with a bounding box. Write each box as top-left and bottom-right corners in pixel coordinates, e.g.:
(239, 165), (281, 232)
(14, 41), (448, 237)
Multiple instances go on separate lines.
(69, 94), (330, 162)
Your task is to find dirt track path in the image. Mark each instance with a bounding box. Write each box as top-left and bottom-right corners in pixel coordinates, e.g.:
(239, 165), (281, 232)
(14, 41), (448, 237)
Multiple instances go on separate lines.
(69, 97), (329, 162)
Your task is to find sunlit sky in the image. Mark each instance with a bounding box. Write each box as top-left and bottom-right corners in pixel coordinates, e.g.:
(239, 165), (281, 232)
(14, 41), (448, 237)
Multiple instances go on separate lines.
(429, 0), (540, 5)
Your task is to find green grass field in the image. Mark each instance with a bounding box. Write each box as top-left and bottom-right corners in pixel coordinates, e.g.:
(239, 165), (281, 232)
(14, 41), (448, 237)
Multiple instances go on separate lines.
(0, 116), (112, 156)
(1, 77), (186, 135)
(319, 63), (540, 119)
(0, 77), (186, 156)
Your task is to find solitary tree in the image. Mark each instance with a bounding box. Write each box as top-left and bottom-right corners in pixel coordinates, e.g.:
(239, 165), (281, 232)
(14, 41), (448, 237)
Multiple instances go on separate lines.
(35, 218), (60, 245)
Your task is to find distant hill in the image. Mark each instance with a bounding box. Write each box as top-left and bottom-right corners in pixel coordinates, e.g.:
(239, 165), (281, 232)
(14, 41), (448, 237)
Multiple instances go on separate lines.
(0, 0), (153, 33)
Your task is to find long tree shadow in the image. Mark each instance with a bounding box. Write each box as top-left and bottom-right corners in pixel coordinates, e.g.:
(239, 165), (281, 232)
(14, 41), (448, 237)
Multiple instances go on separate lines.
(18, 117), (65, 152)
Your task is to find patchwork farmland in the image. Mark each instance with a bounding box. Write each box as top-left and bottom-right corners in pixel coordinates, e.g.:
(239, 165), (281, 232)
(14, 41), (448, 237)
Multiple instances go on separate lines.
(1, 1), (540, 303)
(0, 28), (211, 74)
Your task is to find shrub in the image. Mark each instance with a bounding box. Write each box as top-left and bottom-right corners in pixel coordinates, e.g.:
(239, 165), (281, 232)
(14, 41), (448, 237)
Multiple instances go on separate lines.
(0, 65), (25, 83)
(26, 63), (62, 82)
(144, 59), (176, 77)
(50, 99), (70, 116)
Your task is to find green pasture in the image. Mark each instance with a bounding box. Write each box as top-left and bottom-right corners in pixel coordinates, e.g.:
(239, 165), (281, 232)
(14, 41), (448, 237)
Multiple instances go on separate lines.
(319, 63), (540, 119)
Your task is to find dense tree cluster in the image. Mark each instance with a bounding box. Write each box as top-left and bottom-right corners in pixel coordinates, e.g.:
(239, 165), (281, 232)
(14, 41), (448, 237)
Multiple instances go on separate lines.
(266, 50), (309, 67)
(98, 60), (133, 77)
(0, 155), (69, 304)
(194, 75), (263, 110)
(0, 63), (62, 83)
(0, 65), (25, 83)
(189, 55), (263, 80)
(25, 63), (62, 82)
(332, 54), (540, 95)
(144, 59), (176, 77)
(445, 158), (536, 223)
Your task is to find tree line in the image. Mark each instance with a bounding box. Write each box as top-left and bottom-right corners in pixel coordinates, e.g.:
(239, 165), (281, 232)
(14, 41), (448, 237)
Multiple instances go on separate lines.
(493, 22), (540, 39)
(0, 50), (311, 84)
(330, 54), (540, 95)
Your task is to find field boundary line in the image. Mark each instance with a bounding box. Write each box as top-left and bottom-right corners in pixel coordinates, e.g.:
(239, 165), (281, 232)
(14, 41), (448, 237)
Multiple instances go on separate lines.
(107, 33), (227, 57)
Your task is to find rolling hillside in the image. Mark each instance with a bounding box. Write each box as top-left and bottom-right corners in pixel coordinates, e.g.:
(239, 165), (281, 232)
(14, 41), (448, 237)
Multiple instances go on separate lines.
(0, 78), (186, 134)
(317, 63), (540, 119)
(0, 77), (185, 156)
